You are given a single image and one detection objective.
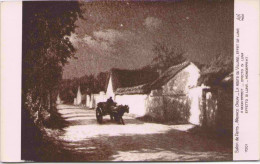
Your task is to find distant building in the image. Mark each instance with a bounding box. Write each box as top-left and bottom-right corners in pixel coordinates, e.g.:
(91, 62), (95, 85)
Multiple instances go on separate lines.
(76, 86), (82, 105)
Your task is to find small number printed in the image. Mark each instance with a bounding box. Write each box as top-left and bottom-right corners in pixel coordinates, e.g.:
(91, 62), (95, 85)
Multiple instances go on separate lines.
(245, 144), (248, 153)
(236, 14), (244, 21)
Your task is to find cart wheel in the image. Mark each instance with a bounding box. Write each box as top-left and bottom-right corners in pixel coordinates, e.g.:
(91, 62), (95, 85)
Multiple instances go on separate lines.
(96, 107), (103, 124)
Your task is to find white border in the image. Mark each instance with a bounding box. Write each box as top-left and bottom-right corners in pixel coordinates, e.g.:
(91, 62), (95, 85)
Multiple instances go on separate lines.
(0, 1), (22, 162)
(0, 0), (260, 162)
(233, 0), (259, 160)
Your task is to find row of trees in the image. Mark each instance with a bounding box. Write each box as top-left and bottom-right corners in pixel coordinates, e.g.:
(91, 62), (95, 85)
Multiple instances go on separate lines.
(23, 1), (82, 115)
(22, 2), (83, 160)
(58, 72), (109, 103)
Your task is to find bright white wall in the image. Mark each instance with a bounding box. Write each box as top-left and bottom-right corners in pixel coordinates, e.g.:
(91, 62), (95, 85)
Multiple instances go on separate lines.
(76, 86), (82, 105)
(94, 92), (106, 107)
(115, 94), (148, 116)
(185, 63), (200, 89)
(188, 87), (203, 125)
(86, 95), (91, 107)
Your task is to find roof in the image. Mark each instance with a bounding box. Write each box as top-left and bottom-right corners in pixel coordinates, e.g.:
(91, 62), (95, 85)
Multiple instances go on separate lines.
(150, 61), (191, 89)
(110, 61), (197, 95)
(115, 83), (150, 95)
(108, 68), (159, 92)
(197, 69), (233, 86)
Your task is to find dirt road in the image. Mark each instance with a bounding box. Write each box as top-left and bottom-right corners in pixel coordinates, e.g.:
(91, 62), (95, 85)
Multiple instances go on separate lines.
(42, 104), (232, 161)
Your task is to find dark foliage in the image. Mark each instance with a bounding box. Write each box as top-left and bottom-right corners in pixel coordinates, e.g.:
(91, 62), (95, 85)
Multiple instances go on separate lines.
(198, 54), (233, 86)
(22, 1), (82, 161)
(23, 1), (82, 103)
(151, 42), (186, 71)
(58, 71), (110, 103)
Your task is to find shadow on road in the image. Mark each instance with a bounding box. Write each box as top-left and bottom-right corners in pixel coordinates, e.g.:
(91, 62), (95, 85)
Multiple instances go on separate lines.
(38, 128), (232, 162)
(30, 104), (232, 162)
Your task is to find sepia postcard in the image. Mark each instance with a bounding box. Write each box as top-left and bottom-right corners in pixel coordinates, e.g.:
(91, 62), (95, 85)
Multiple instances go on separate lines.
(0, 0), (259, 162)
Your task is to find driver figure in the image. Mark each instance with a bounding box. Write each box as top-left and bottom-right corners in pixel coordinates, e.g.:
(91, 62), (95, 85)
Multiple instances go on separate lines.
(106, 97), (115, 112)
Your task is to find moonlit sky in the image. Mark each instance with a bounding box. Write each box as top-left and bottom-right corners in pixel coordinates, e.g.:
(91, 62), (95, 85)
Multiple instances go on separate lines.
(62, 0), (233, 79)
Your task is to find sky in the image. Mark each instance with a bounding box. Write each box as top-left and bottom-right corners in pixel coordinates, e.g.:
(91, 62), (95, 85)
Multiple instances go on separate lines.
(62, 0), (234, 79)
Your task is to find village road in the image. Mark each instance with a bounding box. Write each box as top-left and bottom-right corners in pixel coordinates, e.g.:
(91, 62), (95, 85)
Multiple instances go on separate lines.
(44, 104), (232, 161)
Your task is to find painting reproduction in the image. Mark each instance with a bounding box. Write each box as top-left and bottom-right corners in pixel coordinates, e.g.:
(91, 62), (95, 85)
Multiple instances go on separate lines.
(22, 0), (234, 162)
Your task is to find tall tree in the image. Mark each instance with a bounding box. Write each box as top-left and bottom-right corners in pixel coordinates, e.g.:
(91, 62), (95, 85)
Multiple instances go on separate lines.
(22, 2), (83, 160)
(22, 1), (82, 110)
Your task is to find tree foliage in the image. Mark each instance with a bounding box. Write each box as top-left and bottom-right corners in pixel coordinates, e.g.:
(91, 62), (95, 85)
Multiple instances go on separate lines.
(59, 72), (109, 103)
(22, 1), (82, 109)
(151, 42), (186, 71)
(201, 53), (233, 74)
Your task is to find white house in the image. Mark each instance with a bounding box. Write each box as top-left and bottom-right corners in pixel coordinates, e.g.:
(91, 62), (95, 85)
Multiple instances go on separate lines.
(106, 61), (203, 125)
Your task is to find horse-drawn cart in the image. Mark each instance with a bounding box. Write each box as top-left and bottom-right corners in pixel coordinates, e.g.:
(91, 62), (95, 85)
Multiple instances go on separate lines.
(96, 101), (129, 125)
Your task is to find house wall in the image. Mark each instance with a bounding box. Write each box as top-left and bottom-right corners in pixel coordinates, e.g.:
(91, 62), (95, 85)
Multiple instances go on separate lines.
(86, 95), (91, 107)
(162, 63), (200, 95)
(86, 92), (107, 109)
(159, 63), (200, 123)
(146, 89), (164, 120)
(115, 94), (148, 116)
(89, 94), (95, 108)
(188, 87), (203, 125)
(76, 87), (82, 105)
(164, 95), (191, 123)
(115, 63), (202, 123)
(94, 92), (106, 107)
(73, 98), (76, 105)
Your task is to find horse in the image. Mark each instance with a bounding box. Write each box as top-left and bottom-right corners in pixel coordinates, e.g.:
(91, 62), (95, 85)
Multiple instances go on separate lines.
(110, 105), (129, 125)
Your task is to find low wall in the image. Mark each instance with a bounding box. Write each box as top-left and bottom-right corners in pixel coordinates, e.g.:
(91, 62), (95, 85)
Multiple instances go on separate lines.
(115, 94), (148, 116)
